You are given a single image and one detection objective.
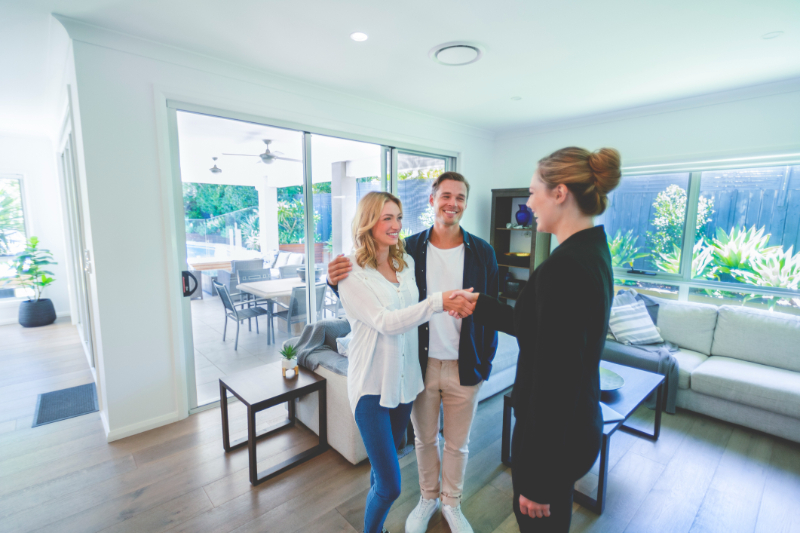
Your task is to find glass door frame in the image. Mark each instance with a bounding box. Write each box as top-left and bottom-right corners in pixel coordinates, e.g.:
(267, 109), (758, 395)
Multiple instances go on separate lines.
(164, 101), (458, 413)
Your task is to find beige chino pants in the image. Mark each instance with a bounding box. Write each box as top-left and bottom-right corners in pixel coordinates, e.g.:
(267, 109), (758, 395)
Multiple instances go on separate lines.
(410, 358), (482, 507)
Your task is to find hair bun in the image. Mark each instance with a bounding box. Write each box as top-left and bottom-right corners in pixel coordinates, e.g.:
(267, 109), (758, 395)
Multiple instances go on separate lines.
(587, 148), (621, 193)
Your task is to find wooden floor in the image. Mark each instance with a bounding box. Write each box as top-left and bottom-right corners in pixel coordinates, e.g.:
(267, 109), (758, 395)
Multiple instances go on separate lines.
(1, 320), (800, 533)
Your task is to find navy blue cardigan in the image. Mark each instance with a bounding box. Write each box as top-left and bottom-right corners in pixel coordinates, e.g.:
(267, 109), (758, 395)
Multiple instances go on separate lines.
(403, 227), (499, 385)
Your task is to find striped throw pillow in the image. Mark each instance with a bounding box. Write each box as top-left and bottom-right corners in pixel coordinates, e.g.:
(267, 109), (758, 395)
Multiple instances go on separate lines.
(609, 300), (663, 345)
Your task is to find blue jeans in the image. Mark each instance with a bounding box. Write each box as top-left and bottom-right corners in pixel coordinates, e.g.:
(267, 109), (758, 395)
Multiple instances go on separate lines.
(354, 395), (414, 533)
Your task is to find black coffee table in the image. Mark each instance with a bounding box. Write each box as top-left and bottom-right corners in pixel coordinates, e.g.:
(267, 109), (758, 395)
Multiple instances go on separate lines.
(220, 361), (327, 486)
(501, 360), (664, 514)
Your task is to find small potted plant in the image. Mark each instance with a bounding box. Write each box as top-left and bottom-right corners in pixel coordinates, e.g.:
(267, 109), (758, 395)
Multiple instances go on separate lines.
(2, 237), (57, 327)
(280, 344), (299, 377)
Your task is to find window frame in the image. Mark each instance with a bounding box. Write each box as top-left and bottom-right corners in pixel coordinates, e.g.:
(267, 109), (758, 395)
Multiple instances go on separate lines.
(612, 155), (800, 303)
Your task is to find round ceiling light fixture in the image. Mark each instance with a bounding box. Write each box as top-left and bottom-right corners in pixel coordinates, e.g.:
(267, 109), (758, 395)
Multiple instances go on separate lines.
(511, 96), (522, 101)
(350, 32), (369, 42)
(429, 42), (483, 66)
(762, 31), (784, 40)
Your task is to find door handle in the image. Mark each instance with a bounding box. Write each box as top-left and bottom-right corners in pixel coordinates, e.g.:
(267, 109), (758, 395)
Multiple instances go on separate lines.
(182, 271), (198, 297)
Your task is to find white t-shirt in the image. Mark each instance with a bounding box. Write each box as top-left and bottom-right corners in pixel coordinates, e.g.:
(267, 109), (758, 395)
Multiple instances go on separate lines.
(426, 242), (465, 360)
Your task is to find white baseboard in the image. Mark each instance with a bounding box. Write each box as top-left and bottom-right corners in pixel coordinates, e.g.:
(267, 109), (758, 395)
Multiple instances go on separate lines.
(105, 409), (186, 442)
(0, 310), (71, 327)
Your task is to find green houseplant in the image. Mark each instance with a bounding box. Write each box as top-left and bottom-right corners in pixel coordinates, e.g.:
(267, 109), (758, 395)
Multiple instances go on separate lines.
(2, 236), (58, 327)
(280, 344), (298, 377)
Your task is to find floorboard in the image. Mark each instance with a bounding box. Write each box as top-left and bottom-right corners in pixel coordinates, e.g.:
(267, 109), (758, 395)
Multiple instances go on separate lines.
(2, 319), (800, 533)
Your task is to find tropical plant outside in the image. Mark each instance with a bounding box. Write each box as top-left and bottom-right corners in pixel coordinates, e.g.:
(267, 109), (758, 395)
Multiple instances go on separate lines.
(646, 184), (714, 256)
(0, 181), (25, 257)
(1, 237), (56, 302)
(607, 186), (800, 308)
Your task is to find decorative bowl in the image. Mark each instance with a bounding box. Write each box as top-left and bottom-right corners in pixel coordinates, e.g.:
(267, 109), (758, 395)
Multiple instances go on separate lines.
(599, 367), (625, 391)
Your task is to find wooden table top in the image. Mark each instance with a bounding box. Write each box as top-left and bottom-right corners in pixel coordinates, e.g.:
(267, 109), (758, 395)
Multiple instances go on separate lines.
(237, 277), (308, 299)
(187, 259), (233, 272)
(219, 361), (324, 408)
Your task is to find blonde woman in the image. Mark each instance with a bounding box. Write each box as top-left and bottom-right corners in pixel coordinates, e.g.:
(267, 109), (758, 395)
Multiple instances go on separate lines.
(338, 192), (464, 533)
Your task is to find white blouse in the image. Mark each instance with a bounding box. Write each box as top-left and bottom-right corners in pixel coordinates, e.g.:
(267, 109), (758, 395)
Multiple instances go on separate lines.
(338, 253), (443, 414)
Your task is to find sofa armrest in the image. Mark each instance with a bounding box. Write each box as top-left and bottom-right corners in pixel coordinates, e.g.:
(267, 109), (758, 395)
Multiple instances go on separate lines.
(602, 340), (679, 414)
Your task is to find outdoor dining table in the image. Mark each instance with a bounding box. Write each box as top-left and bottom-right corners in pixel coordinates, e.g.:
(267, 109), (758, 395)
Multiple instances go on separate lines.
(237, 277), (308, 343)
(237, 277), (306, 300)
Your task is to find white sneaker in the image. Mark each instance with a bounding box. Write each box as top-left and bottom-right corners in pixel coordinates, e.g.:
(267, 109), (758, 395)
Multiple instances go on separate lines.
(405, 496), (440, 533)
(442, 503), (473, 533)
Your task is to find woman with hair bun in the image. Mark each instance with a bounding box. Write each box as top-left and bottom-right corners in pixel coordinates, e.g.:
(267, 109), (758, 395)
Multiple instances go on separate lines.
(448, 147), (621, 532)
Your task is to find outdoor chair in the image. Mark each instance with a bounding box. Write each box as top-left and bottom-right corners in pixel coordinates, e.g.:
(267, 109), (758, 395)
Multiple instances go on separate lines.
(279, 264), (301, 279)
(272, 284), (327, 340)
(212, 280), (269, 351)
(323, 285), (345, 319)
(237, 268), (275, 338)
(216, 259), (264, 303)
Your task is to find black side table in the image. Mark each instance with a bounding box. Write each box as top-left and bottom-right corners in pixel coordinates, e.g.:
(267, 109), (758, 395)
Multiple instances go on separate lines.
(501, 361), (665, 514)
(220, 361), (327, 486)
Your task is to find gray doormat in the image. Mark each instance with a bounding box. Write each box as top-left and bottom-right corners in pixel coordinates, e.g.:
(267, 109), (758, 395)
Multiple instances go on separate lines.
(32, 383), (98, 427)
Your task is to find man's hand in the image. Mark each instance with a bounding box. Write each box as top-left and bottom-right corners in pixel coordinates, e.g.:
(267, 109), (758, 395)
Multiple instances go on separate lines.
(327, 255), (352, 286)
(443, 288), (477, 318)
(519, 494), (550, 519)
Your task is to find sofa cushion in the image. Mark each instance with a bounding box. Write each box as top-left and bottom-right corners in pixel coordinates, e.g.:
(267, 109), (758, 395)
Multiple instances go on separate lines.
(671, 348), (707, 389)
(273, 251), (291, 268)
(711, 305), (800, 372)
(691, 356), (800, 418)
(650, 297), (718, 355)
(609, 300), (663, 345)
(286, 253), (305, 266)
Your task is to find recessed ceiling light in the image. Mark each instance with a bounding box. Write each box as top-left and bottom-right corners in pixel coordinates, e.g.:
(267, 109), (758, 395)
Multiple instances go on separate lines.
(511, 96), (522, 101)
(350, 32), (368, 42)
(762, 31), (784, 40)
(429, 42), (483, 66)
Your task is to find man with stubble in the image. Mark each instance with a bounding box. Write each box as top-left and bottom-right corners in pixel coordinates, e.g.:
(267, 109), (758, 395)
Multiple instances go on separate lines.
(327, 172), (498, 533)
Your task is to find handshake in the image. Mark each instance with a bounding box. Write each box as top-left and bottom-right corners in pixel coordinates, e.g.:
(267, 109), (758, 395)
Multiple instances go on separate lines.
(442, 289), (479, 319)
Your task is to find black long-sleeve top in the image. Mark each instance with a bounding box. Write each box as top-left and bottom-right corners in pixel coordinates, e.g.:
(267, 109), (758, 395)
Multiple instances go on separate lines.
(474, 225), (613, 503)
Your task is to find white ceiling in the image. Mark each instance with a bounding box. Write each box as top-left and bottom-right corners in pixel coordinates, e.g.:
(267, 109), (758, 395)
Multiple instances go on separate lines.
(2, 0), (799, 136)
(176, 111), (383, 187)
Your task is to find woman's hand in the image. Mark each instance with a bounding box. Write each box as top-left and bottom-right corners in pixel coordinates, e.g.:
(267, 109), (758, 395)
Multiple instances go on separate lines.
(519, 494), (550, 518)
(326, 255), (352, 286)
(443, 288), (477, 318)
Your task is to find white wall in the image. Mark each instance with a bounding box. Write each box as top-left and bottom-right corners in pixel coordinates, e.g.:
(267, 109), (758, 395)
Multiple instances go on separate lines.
(492, 80), (800, 188)
(0, 135), (70, 325)
(59, 18), (496, 440)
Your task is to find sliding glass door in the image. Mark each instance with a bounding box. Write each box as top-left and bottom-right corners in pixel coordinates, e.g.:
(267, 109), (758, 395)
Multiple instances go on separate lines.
(168, 105), (453, 410)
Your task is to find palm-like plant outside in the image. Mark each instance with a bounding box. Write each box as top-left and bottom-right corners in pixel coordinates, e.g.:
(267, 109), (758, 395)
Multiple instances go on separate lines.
(0, 186), (24, 257)
(607, 230), (649, 269)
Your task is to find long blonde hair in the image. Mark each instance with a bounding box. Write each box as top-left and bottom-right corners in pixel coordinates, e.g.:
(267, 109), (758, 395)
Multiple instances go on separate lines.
(353, 192), (408, 272)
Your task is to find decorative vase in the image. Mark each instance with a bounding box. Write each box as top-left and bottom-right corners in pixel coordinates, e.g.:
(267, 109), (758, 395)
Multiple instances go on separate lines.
(515, 204), (532, 226)
(282, 357), (298, 378)
(18, 299), (57, 328)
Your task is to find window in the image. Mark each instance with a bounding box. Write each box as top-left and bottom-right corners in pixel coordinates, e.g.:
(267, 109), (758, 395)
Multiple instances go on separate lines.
(394, 152), (447, 238)
(597, 173), (691, 274)
(0, 175), (28, 300)
(601, 163), (800, 315)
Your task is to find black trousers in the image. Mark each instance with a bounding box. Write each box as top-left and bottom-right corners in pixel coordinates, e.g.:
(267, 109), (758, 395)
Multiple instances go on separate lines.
(513, 485), (574, 533)
(511, 421), (577, 533)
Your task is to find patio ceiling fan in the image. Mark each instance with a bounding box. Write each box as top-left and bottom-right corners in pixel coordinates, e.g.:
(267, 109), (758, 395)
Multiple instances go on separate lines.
(223, 139), (301, 165)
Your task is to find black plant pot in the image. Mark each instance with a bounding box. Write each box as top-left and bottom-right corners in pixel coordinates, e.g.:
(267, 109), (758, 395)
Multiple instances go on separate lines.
(19, 299), (57, 328)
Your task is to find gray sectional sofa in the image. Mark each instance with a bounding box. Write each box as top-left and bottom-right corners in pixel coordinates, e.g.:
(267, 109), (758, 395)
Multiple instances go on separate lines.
(608, 296), (800, 443)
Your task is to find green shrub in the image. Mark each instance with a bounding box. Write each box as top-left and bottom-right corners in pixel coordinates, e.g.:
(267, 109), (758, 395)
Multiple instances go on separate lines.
(647, 185), (714, 256)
